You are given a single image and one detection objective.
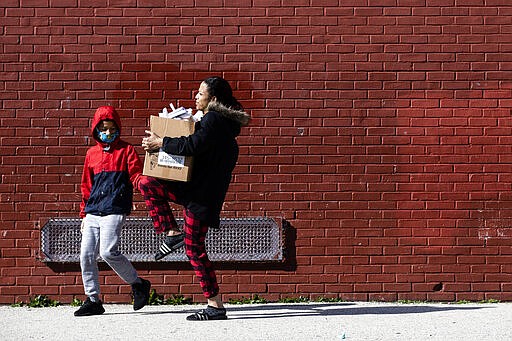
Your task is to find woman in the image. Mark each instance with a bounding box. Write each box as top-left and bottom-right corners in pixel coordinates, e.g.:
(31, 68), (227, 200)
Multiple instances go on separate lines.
(140, 76), (250, 321)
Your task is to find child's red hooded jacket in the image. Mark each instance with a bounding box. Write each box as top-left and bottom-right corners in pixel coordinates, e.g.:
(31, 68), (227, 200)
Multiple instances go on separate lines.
(80, 106), (143, 218)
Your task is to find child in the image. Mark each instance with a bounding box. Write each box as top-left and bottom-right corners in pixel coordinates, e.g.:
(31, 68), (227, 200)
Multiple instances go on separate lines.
(75, 106), (151, 316)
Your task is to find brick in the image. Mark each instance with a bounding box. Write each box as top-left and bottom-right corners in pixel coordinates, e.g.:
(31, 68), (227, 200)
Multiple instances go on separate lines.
(267, 284), (297, 293)
(0, 286), (29, 295)
(1, 1), (512, 304)
(297, 284), (326, 293)
(251, 275), (281, 284)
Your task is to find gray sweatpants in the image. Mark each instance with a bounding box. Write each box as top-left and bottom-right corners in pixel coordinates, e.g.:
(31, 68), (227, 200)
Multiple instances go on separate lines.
(80, 214), (138, 299)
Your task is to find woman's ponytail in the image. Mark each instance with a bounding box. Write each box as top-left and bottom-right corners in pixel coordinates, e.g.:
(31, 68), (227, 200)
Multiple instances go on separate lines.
(203, 76), (243, 111)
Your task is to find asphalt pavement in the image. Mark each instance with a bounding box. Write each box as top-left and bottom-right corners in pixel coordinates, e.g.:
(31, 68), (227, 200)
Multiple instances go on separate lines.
(1, 301), (511, 340)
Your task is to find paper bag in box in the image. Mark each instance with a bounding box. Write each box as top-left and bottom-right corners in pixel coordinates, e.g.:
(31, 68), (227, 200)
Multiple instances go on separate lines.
(143, 115), (195, 182)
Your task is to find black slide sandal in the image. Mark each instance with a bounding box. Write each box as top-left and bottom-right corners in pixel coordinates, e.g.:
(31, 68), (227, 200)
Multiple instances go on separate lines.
(155, 233), (185, 260)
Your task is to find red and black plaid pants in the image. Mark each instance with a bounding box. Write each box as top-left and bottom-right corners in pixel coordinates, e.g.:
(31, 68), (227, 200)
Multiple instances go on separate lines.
(139, 176), (219, 298)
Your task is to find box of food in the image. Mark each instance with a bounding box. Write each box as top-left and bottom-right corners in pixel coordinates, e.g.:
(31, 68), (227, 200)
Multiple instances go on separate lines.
(143, 115), (195, 182)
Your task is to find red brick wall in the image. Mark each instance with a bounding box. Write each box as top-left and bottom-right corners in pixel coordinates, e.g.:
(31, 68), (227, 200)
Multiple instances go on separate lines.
(1, 1), (512, 304)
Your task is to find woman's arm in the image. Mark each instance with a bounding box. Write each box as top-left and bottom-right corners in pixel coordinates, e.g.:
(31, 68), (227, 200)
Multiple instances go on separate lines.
(161, 116), (216, 156)
(143, 113), (220, 156)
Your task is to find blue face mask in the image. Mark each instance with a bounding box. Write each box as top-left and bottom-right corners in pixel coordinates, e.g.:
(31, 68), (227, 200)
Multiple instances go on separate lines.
(97, 129), (119, 144)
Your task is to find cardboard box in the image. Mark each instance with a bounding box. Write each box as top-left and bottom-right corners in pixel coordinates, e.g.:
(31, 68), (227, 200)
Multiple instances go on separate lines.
(143, 115), (195, 182)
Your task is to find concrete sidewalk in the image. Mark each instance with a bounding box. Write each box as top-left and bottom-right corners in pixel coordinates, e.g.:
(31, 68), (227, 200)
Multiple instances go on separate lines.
(1, 301), (511, 341)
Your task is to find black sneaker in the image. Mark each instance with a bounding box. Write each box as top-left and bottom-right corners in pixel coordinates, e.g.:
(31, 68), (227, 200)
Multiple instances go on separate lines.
(74, 297), (105, 317)
(131, 278), (151, 311)
(155, 233), (185, 260)
(186, 305), (227, 321)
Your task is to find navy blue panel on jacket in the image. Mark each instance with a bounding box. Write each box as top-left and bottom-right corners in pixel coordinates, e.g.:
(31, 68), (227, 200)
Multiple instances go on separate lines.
(85, 171), (133, 216)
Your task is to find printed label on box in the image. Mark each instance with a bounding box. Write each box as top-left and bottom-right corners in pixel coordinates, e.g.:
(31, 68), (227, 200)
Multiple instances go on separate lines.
(157, 149), (185, 168)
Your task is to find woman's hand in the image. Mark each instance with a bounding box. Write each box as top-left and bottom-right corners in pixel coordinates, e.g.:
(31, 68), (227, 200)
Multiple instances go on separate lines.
(142, 130), (163, 152)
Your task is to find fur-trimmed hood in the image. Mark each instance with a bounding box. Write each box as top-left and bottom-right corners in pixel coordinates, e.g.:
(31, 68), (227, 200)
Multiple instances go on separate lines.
(207, 102), (250, 127)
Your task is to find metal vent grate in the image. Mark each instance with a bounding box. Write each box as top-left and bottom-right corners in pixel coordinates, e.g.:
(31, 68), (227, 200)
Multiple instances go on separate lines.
(40, 217), (283, 262)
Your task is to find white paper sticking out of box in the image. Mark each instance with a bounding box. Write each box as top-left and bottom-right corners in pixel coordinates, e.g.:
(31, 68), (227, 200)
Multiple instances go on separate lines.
(157, 150), (185, 168)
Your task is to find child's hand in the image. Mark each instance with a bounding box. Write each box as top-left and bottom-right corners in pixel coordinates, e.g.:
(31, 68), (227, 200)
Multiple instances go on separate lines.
(142, 130), (163, 152)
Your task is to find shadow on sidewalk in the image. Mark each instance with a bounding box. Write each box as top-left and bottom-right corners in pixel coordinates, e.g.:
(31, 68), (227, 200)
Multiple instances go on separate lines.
(135, 303), (492, 320)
